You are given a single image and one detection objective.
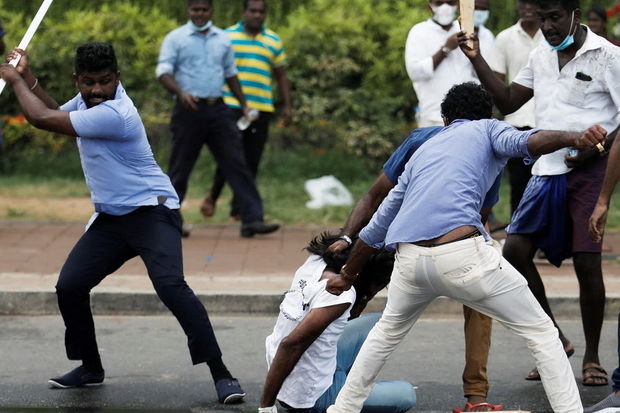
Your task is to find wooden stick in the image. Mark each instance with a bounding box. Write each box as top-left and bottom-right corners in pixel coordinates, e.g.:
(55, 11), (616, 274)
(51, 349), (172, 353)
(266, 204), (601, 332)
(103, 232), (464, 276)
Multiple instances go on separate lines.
(0, 0), (54, 96)
(460, 0), (475, 48)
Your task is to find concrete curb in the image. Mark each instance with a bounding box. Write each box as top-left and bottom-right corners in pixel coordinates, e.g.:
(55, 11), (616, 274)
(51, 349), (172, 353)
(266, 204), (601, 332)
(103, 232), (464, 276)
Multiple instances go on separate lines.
(1, 290), (619, 318)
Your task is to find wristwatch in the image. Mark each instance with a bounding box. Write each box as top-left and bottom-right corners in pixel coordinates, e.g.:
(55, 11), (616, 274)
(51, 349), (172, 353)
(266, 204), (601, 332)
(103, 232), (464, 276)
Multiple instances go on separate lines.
(441, 46), (452, 56)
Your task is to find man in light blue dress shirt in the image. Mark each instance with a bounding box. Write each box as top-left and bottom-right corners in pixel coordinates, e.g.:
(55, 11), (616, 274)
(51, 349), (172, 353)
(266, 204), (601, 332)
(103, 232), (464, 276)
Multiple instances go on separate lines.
(324, 82), (607, 412)
(157, 0), (278, 238)
(0, 42), (245, 404)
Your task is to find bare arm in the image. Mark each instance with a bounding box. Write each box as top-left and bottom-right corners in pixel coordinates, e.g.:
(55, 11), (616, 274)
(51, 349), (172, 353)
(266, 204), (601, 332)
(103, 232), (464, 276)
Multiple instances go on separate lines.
(328, 173), (395, 253)
(589, 126), (620, 242)
(7, 48), (58, 109)
(0, 64), (76, 136)
(273, 66), (292, 126)
(158, 73), (199, 111)
(457, 32), (533, 115)
(260, 302), (350, 408)
(527, 126), (606, 156)
(225, 75), (250, 117)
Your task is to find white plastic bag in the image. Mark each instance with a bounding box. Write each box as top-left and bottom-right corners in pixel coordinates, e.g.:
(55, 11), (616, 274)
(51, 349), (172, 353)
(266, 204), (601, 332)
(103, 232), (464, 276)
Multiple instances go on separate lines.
(304, 175), (354, 209)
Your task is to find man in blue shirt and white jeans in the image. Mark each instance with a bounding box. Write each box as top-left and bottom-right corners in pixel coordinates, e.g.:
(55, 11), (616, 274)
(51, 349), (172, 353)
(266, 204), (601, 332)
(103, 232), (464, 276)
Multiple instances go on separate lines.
(0, 42), (245, 404)
(325, 82), (607, 413)
(157, 0), (278, 238)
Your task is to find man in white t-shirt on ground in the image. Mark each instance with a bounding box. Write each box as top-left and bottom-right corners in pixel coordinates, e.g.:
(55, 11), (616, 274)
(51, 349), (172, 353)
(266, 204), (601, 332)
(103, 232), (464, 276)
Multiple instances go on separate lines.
(259, 233), (415, 413)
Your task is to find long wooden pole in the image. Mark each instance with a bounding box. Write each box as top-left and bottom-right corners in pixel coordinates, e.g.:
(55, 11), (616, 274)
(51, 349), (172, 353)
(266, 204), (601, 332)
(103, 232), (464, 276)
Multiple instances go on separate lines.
(0, 0), (54, 96)
(460, 0), (475, 48)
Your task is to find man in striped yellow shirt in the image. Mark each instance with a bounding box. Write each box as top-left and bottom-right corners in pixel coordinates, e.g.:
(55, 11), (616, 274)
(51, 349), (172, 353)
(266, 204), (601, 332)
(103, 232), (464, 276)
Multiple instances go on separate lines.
(201, 0), (292, 219)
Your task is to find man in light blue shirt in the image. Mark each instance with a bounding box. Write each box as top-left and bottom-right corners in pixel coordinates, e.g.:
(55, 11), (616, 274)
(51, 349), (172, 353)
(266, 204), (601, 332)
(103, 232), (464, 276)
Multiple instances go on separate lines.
(324, 82), (607, 412)
(157, 0), (278, 238)
(0, 42), (245, 405)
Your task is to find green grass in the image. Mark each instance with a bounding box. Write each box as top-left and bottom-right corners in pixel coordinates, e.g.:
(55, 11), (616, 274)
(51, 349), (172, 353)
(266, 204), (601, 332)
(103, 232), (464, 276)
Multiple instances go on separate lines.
(3, 148), (620, 230)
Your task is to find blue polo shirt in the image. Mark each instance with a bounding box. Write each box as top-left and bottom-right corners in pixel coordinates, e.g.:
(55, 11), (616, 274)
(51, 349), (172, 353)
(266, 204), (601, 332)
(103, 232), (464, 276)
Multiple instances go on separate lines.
(156, 22), (237, 98)
(362, 119), (538, 249)
(60, 83), (180, 215)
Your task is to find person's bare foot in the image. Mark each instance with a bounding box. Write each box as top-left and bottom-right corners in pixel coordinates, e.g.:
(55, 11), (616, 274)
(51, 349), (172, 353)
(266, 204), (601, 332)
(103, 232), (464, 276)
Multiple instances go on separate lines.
(454, 396), (503, 412)
(200, 192), (216, 217)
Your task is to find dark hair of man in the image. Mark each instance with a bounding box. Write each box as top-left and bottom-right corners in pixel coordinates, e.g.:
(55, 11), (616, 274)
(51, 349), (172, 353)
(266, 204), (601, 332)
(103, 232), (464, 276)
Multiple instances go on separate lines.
(587, 6), (607, 22)
(75, 42), (119, 75)
(440, 82), (493, 123)
(188, 0), (213, 6)
(518, 0), (536, 4)
(533, 0), (580, 11)
(305, 232), (393, 310)
(244, 0), (266, 10)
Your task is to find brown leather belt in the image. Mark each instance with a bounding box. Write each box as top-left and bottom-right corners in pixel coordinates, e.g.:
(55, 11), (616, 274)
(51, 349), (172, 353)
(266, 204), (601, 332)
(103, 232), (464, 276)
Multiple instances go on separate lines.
(197, 97), (224, 105)
(414, 229), (481, 248)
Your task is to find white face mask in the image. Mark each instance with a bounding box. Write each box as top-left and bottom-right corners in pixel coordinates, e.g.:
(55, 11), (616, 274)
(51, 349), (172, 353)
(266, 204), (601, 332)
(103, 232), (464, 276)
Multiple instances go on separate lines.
(474, 10), (490, 27)
(431, 4), (458, 26)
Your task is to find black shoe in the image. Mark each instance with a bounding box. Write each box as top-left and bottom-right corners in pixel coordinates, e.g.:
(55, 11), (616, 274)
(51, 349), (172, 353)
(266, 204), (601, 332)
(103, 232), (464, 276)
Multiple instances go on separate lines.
(240, 221), (279, 238)
(48, 366), (105, 389)
(215, 377), (246, 404)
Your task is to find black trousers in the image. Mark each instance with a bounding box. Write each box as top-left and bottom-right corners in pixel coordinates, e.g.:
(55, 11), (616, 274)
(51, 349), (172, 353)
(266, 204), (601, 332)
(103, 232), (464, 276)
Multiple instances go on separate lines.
(210, 109), (272, 217)
(168, 102), (264, 224)
(56, 205), (222, 365)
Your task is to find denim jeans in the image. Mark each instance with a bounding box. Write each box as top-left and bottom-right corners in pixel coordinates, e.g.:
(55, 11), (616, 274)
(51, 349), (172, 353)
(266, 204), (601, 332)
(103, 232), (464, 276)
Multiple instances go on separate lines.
(310, 313), (415, 413)
(327, 237), (582, 413)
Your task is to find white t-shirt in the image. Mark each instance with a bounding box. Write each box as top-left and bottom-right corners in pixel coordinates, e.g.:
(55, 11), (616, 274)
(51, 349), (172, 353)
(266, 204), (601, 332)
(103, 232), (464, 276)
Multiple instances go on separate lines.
(513, 26), (620, 175)
(265, 255), (356, 408)
(489, 21), (543, 128)
(405, 19), (495, 127)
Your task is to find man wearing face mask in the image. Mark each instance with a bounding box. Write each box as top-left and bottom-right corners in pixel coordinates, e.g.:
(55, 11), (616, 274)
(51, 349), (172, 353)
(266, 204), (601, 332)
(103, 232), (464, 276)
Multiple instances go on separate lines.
(459, 0), (620, 388)
(405, 0), (494, 128)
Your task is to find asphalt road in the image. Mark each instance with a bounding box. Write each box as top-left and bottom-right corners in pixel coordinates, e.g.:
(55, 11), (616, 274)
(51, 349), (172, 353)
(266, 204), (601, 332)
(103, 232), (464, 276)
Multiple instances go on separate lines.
(0, 314), (617, 412)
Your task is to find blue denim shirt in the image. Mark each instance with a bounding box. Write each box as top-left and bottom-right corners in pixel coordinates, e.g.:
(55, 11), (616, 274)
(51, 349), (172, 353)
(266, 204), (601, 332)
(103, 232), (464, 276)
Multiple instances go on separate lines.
(361, 119), (538, 249)
(156, 22), (237, 98)
(61, 83), (180, 215)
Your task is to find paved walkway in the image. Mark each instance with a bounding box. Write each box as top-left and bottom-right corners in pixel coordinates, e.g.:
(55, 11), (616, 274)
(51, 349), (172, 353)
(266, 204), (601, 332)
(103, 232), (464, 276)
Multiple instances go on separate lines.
(1, 221), (620, 316)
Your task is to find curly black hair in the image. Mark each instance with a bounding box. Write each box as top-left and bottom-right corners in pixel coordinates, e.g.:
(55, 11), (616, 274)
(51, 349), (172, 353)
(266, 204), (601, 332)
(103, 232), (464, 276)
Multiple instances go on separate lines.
(440, 82), (493, 123)
(75, 42), (118, 75)
(534, 0), (580, 11)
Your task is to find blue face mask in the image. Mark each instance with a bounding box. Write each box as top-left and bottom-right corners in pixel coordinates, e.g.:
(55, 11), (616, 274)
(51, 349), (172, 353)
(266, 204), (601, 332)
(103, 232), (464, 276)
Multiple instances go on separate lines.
(189, 19), (213, 32)
(547, 11), (577, 51)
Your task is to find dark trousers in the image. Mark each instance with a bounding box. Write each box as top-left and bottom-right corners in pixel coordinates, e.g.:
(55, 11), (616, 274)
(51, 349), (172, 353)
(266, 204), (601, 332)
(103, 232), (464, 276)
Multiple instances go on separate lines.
(210, 110), (272, 217)
(56, 205), (222, 365)
(168, 102), (264, 224)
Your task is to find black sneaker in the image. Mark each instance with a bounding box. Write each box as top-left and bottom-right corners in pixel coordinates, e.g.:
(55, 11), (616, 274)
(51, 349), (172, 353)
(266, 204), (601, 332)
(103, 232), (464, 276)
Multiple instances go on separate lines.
(240, 221), (279, 238)
(48, 366), (105, 389)
(215, 377), (245, 404)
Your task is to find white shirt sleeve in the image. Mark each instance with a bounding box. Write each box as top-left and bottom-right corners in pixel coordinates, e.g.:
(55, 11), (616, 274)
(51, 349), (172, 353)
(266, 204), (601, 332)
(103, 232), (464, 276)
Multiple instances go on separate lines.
(513, 51), (535, 89)
(155, 33), (176, 78)
(489, 31), (507, 75)
(604, 50), (620, 120)
(69, 104), (125, 140)
(405, 25), (435, 82)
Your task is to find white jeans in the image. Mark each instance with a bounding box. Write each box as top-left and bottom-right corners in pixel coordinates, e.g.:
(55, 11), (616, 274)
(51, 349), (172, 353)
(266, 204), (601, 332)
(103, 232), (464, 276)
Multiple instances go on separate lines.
(327, 236), (582, 413)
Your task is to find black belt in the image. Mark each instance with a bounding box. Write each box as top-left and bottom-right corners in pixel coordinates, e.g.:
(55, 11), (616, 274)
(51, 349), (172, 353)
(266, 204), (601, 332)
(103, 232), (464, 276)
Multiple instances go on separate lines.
(196, 97), (224, 105)
(414, 229), (481, 247)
